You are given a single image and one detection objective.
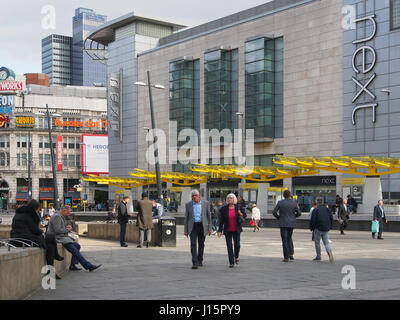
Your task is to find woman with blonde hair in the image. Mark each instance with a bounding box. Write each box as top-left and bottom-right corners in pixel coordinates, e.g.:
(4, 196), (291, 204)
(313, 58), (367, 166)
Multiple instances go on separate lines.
(251, 203), (261, 232)
(218, 193), (246, 268)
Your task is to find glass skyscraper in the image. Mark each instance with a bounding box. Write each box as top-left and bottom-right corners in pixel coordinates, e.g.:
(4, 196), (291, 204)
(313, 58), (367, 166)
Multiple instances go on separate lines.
(41, 8), (107, 86)
(41, 35), (72, 85)
(72, 8), (107, 86)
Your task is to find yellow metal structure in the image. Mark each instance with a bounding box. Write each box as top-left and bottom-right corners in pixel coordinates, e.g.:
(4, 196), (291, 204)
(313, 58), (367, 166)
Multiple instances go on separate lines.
(191, 164), (319, 182)
(129, 169), (208, 186)
(273, 156), (400, 177)
(82, 175), (150, 189)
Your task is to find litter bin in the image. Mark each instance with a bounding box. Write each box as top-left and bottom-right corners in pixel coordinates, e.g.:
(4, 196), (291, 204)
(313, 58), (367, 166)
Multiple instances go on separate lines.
(157, 216), (176, 247)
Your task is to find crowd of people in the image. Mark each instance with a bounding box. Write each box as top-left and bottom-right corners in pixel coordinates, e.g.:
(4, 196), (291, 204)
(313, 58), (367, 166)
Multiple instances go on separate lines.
(8, 191), (390, 277)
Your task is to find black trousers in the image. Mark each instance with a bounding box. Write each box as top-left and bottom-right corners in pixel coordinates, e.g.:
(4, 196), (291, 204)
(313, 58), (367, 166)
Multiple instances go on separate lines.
(44, 234), (61, 267)
(280, 227), (294, 260)
(340, 219), (348, 233)
(120, 223), (127, 245)
(190, 223), (205, 266)
(225, 231), (241, 265)
(372, 219), (384, 238)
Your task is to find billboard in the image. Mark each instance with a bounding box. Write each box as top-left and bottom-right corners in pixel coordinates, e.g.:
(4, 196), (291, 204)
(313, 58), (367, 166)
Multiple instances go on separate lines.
(57, 136), (63, 171)
(81, 134), (109, 175)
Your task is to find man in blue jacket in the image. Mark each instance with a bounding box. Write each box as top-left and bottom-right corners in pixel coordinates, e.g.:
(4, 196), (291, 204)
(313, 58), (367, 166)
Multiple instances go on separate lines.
(272, 190), (301, 262)
(310, 197), (334, 263)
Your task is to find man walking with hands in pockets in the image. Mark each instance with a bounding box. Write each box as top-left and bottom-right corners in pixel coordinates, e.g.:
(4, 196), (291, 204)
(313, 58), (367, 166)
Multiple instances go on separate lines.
(184, 190), (212, 269)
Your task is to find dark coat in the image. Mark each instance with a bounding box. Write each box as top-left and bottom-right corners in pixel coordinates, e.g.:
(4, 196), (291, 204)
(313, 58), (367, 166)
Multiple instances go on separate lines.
(10, 206), (44, 247)
(218, 204), (247, 235)
(136, 199), (154, 230)
(272, 198), (301, 228)
(310, 205), (333, 232)
(373, 205), (386, 221)
(117, 201), (129, 224)
(338, 204), (350, 220)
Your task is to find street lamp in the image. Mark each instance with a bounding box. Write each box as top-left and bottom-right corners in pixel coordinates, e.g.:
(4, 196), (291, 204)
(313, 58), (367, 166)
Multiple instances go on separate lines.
(134, 71), (165, 204)
(35, 104), (61, 210)
(143, 126), (150, 196)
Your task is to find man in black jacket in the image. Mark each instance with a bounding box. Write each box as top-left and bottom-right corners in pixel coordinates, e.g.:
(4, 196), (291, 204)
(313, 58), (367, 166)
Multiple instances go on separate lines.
(338, 199), (350, 235)
(310, 197), (334, 263)
(373, 200), (387, 239)
(118, 196), (132, 247)
(272, 190), (301, 262)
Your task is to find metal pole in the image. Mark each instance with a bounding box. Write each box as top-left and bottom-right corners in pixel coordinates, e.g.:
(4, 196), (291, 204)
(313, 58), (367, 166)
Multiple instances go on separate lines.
(147, 71), (162, 203)
(27, 130), (31, 201)
(146, 128), (150, 196)
(46, 104), (59, 210)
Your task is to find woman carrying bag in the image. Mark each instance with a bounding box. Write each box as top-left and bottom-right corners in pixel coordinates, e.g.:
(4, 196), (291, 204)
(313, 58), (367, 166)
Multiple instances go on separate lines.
(251, 203), (261, 232)
(218, 193), (246, 268)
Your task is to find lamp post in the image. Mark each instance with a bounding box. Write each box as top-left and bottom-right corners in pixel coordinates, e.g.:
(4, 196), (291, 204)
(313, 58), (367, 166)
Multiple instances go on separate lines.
(143, 126), (150, 196)
(135, 72), (165, 204)
(36, 105), (61, 210)
(236, 112), (245, 199)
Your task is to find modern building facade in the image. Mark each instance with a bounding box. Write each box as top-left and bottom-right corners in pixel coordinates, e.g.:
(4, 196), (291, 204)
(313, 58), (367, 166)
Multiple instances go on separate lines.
(86, 0), (400, 212)
(41, 34), (73, 86)
(41, 8), (107, 87)
(0, 79), (107, 210)
(72, 8), (107, 86)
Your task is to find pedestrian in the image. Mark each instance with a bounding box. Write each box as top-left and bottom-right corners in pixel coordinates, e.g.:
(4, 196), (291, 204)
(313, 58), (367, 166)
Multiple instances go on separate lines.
(373, 200), (388, 240)
(251, 203), (261, 232)
(47, 205), (101, 272)
(211, 201), (219, 235)
(118, 197), (132, 247)
(152, 199), (164, 219)
(272, 190), (301, 262)
(347, 195), (358, 214)
(338, 199), (350, 235)
(309, 201), (318, 241)
(309, 197), (334, 263)
(135, 192), (154, 248)
(106, 206), (117, 222)
(238, 196), (246, 213)
(10, 199), (64, 278)
(334, 195), (342, 215)
(218, 193), (246, 268)
(184, 190), (212, 269)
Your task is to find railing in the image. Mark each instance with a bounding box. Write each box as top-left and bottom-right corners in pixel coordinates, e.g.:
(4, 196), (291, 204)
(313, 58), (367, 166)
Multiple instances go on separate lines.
(0, 238), (39, 251)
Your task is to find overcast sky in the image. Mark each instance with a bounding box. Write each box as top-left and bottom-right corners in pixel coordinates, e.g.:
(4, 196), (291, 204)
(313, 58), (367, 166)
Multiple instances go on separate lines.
(1, 0), (272, 75)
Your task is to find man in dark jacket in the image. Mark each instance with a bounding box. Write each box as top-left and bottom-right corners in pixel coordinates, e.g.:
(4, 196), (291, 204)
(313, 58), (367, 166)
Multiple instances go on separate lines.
(373, 200), (387, 239)
(135, 192), (154, 248)
(338, 199), (350, 235)
(272, 190), (301, 262)
(310, 197), (334, 262)
(118, 196), (132, 247)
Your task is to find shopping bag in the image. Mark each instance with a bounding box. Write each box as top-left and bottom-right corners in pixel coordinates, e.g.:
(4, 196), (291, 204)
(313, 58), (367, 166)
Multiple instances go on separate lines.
(249, 220), (255, 226)
(371, 220), (379, 233)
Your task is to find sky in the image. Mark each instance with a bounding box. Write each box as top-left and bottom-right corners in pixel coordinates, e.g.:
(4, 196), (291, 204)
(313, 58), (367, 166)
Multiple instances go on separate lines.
(0, 0), (272, 75)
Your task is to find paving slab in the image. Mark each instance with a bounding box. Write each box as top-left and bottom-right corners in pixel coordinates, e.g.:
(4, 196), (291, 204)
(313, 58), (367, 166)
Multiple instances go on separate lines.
(27, 226), (400, 300)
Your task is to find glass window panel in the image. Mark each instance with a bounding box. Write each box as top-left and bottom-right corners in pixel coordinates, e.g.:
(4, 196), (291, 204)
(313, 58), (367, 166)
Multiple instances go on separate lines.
(245, 38), (264, 52)
(246, 49), (264, 63)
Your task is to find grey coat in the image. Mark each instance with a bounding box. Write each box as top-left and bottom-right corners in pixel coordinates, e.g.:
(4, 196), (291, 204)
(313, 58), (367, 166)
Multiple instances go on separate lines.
(272, 198), (301, 228)
(184, 200), (212, 237)
(47, 212), (74, 244)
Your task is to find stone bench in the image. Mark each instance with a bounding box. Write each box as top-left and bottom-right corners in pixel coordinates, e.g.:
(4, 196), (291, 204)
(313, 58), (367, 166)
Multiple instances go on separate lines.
(0, 244), (72, 300)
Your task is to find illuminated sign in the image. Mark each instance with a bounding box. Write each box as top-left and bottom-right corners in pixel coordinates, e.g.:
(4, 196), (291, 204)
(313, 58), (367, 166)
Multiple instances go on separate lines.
(0, 81), (23, 92)
(54, 118), (107, 128)
(0, 115), (10, 128)
(351, 15), (378, 125)
(0, 95), (14, 113)
(16, 116), (35, 128)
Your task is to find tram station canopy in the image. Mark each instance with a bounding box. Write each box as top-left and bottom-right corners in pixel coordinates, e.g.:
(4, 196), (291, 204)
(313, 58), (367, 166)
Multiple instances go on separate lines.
(273, 156), (400, 177)
(82, 157), (400, 190)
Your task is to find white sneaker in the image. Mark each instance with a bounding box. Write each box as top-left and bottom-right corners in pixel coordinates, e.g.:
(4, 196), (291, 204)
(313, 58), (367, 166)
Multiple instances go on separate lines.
(328, 240), (332, 243)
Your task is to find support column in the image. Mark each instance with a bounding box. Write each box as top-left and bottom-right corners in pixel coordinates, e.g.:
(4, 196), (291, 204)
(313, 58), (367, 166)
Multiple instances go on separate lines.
(257, 183), (270, 217)
(358, 176), (382, 214)
(178, 187), (192, 213)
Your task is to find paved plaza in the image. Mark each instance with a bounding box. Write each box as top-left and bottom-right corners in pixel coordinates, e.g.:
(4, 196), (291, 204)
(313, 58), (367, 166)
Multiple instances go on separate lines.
(26, 225), (400, 300)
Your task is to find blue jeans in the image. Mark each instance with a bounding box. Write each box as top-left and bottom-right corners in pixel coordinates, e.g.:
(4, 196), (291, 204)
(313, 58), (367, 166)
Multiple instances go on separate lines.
(212, 218), (218, 232)
(63, 242), (93, 270)
(314, 229), (332, 258)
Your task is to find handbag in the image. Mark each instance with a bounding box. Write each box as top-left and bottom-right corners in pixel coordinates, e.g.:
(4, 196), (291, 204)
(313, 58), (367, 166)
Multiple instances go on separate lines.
(371, 220), (379, 233)
(238, 215), (245, 224)
(249, 220), (255, 226)
(338, 217), (344, 224)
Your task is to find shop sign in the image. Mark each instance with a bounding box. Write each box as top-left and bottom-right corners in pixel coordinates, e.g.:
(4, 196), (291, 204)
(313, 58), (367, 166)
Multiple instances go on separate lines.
(57, 136), (63, 171)
(54, 118), (107, 128)
(351, 15), (378, 125)
(0, 95), (14, 113)
(242, 183), (258, 189)
(0, 114), (10, 128)
(341, 178), (365, 185)
(170, 187), (182, 192)
(16, 116), (35, 128)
